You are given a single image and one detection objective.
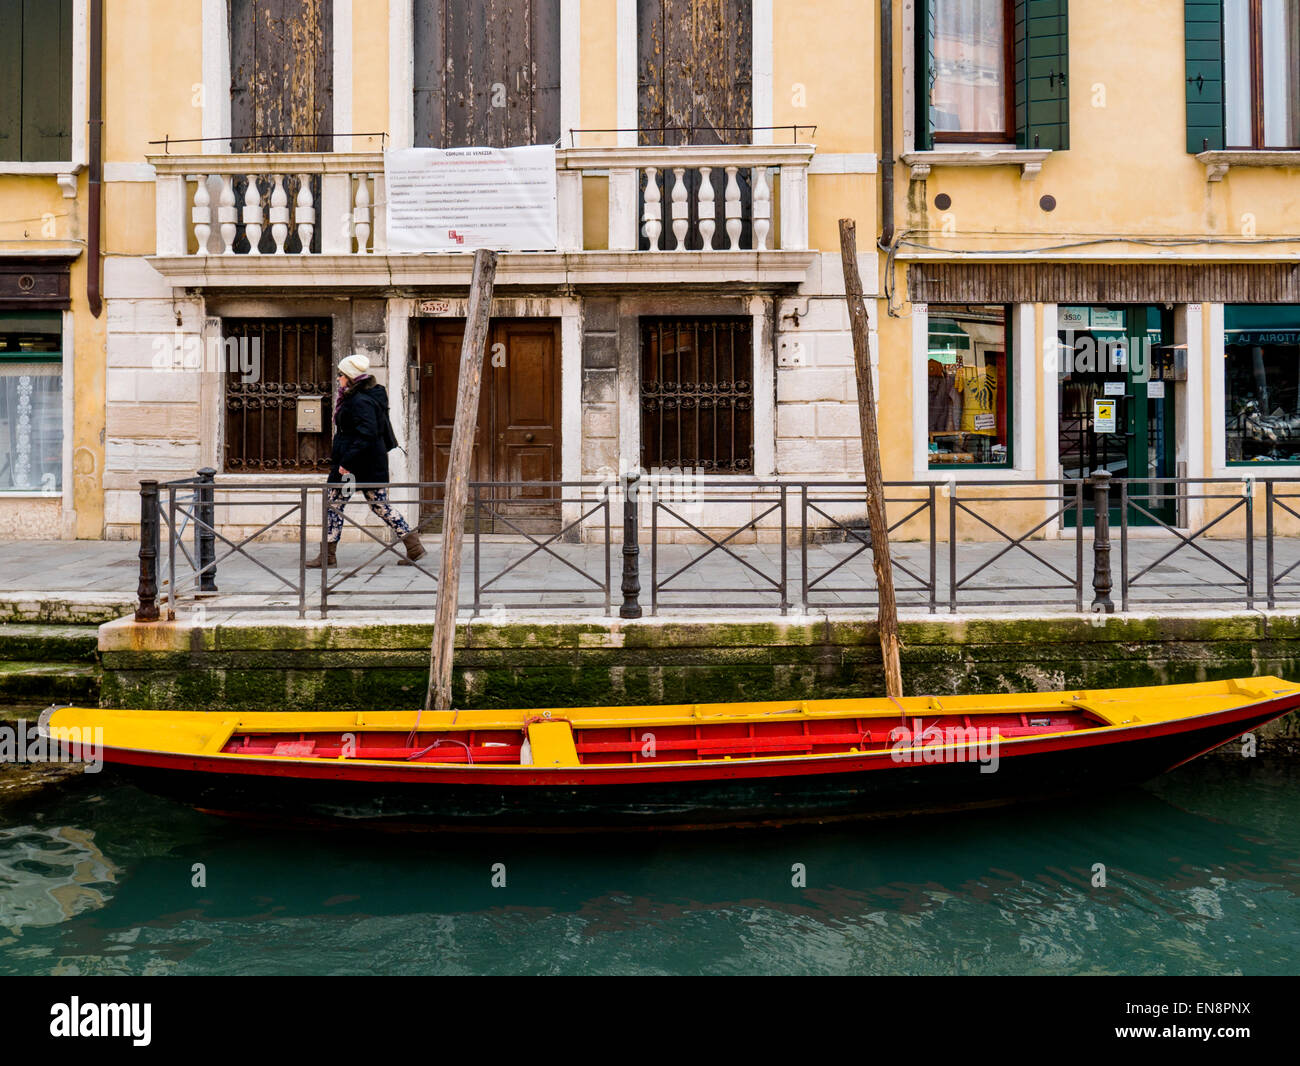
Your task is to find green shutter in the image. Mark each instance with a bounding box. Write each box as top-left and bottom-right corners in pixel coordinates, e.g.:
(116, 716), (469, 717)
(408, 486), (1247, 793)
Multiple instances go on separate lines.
(0, 0), (22, 161)
(1185, 0), (1225, 152)
(1016, 0), (1069, 151)
(915, 0), (935, 151)
(19, 0), (72, 162)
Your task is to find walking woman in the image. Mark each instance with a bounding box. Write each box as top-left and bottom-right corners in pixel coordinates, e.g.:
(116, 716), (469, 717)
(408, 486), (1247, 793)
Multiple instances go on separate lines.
(307, 354), (426, 568)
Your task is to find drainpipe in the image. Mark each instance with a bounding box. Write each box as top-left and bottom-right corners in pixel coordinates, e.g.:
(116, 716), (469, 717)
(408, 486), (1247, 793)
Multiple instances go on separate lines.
(879, 0), (895, 250)
(87, 0), (103, 317)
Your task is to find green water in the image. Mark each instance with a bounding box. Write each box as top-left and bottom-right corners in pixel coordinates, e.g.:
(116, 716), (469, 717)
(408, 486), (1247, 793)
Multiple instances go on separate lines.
(0, 758), (1297, 976)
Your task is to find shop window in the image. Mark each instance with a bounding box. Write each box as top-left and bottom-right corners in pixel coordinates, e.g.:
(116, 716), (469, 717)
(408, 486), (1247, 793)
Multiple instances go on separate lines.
(0, 0), (73, 162)
(0, 312), (62, 492)
(917, 0), (1069, 150)
(223, 319), (334, 473)
(641, 318), (753, 473)
(1225, 305), (1300, 463)
(927, 305), (1011, 468)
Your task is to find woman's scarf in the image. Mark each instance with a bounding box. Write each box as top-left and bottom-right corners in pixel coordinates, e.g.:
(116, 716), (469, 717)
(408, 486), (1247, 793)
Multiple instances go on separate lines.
(333, 373), (373, 429)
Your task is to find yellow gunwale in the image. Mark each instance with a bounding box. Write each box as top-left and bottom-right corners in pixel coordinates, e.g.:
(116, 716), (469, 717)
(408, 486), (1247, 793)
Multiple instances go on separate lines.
(43, 676), (1300, 772)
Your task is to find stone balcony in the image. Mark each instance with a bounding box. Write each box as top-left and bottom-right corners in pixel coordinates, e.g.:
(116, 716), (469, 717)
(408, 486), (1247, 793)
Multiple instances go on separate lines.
(146, 144), (818, 289)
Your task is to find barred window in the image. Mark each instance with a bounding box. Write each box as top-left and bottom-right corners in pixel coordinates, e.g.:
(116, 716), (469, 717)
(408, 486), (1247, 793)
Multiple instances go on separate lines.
(224, 318), (333, 472)
(640, 317), (753, 472)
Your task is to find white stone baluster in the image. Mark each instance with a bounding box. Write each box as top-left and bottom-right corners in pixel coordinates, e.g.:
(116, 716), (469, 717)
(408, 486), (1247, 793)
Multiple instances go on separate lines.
(191, 175), (211, 255)
(641, 166), (662, 251)
(217, 175), (237, 253)
(269, 174), (290, 252)
(697, 167), (715, 250)
(670, 167), (688, 251)
(753, 166), (771, 251)
(243, 174), (263, 254)
(724, 166), (742, 250)
(295, 173), (315, 253)
(353, 174), (371, 252)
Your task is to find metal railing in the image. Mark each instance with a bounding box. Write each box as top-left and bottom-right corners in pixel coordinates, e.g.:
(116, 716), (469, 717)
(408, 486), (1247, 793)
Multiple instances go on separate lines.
(134, 472), (1299, 621)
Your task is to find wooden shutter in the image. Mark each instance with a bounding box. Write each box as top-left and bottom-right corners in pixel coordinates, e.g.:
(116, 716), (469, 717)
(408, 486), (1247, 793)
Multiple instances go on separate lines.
(1015, 0), (1069, 151)
(1184, 0), (1225, 152)
(638, 0), (753, 146)
(914, 0), (935, 151)
(414, 0), (561, 149)
(229, 0), (333, 153)
(3, 0), (73, 162)
(0, 0), (22, 161)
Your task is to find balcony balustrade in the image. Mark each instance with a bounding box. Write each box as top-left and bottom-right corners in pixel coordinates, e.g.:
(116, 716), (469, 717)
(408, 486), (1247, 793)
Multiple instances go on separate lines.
(146, 144), (816, 287)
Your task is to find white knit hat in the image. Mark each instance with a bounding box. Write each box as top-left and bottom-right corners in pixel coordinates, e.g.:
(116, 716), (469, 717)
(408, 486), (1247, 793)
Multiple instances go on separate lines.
(338, 354), (371, 380)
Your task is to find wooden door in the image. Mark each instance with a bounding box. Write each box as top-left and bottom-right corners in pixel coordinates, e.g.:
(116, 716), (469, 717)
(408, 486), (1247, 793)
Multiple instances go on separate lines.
(418, 319), (560, 531)
(413, 0), (561, 148)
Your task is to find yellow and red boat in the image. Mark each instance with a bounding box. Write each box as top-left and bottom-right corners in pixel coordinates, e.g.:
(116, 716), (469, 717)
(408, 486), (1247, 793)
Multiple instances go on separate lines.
(41, 677), (1300, 830)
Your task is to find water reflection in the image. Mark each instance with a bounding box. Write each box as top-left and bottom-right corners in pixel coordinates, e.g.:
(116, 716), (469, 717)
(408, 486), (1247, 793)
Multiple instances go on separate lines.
(0, 760), (1295, 974)
(0, 825), (117, 933)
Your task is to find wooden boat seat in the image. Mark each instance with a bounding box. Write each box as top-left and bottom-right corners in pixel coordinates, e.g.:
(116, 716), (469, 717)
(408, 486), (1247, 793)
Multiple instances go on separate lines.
(526, 719), (580, 767)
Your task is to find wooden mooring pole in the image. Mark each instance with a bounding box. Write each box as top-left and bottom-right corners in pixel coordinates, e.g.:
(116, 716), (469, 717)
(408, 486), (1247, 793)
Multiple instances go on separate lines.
(839, 218), (903, 699)
(426, 248), (498, 712)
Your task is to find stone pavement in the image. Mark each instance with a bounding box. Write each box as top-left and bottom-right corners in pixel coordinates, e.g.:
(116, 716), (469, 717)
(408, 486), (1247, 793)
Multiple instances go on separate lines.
(2, 531), (1297, 623)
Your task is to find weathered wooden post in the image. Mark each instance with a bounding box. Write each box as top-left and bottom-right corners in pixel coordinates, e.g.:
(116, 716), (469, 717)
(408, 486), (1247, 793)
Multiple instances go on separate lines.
(839, 218), (903, 699)
(136, 480), (160, 622)
(426, 248), (499, 712)
(1090, 470), (1114, 613)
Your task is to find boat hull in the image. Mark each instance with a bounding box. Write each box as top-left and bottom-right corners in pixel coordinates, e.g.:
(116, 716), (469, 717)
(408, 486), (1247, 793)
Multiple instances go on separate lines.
(102, 698), (1291, 831)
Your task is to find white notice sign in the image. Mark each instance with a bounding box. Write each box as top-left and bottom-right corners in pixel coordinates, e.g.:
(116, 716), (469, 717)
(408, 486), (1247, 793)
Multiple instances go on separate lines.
(385, 146), (558, 252)
(1148, 380), (1166, 399)
(1103, 381), (1125, 396)
(1093, 399), (1117, 434)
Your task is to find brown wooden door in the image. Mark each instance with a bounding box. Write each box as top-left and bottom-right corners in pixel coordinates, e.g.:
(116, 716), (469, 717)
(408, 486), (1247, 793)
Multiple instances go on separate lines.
(418, 319), (560, 531)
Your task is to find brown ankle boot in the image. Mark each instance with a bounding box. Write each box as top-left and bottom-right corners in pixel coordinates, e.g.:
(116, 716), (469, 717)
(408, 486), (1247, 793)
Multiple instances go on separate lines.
(398, 530), (426, 565)
(306, 543), (337, 568)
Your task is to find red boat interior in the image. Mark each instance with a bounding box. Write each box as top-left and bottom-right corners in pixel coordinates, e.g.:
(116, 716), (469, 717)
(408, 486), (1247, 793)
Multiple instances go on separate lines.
(219, 710), (1105, 765)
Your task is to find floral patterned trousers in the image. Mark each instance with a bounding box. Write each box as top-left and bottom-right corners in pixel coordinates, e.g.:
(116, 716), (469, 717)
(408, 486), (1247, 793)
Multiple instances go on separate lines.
(325, 486), (411, 544)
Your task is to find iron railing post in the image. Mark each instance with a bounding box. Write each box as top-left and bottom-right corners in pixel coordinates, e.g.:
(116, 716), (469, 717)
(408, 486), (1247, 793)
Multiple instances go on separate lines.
(473, 483), (482, 616)
(1073, 480), (1084, 611)
(800, 484), (809, 613)
(1119, 479), (1130, 612)
(1245, 478), (1255, 609)
(620, 472), (642, 619)
(135, 480), (160, 622)
(603, 481), (612, 614)
(948, 483), (957, 613)
(167, 486), (177, 616)
(298, 486), (308, 619)
(319, 484), (330, 619)
(779, 483), (788, 614)
(928, 485), (937, 614)
(1089, 470), (1114, 613)
(1266, 480), (1276, 609)
(196, 466), (217, 592)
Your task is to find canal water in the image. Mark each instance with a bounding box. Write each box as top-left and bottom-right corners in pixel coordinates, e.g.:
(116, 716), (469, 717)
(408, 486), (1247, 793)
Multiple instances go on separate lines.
(1, 755), (1297, 976)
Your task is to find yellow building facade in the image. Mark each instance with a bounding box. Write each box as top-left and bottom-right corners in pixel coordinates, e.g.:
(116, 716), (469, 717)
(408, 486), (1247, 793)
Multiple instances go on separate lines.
(1, 1), (1296, 544)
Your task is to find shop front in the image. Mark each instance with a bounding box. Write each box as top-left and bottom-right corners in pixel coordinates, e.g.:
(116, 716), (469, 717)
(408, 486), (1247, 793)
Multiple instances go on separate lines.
(1057, 305), (1179, 525)
(1224, 305), (1300, 466)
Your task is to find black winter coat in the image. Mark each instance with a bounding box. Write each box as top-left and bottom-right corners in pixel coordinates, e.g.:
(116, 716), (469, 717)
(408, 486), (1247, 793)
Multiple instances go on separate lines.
(329, 377), (395, 485)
